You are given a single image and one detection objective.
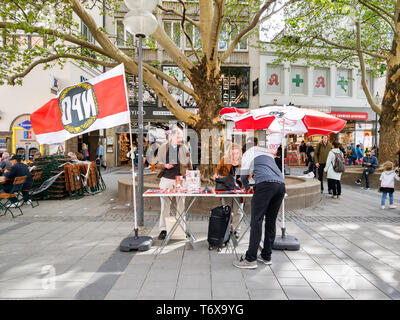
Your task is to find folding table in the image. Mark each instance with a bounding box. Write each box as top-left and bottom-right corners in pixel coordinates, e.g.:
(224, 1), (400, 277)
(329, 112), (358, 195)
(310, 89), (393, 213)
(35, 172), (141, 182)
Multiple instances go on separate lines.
(143, 188), (216, 254)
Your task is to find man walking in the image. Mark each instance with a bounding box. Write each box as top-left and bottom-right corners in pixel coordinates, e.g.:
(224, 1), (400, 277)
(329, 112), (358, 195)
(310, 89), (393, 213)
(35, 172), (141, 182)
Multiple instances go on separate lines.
(96, 141), (105, 170)
(305, 142), (314, 167)
(233, 144), (285, 269)
(355, 150), (378, 190)
(155, 126), (192, 240)
(314, 136), (333, 194)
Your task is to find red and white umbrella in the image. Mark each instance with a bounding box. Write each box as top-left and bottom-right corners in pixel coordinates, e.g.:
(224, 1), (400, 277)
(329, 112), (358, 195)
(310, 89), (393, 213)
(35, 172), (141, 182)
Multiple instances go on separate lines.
(220, 105), (347, 251)
(220, 106), (346, 135)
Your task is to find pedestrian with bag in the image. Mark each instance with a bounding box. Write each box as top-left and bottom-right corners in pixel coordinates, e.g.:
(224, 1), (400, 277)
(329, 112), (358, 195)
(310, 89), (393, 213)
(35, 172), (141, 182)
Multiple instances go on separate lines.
(355, 150), (379, 190)
(347, 143), (357, 166)
(314, 135), (333, 194)
(379, 161), (399, 209)
(324, 141), (345, 199)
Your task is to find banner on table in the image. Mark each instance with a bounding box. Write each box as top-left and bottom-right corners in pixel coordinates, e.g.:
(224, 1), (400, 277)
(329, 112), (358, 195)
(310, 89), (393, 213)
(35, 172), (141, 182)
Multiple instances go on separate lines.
(31, 64), (130, 144)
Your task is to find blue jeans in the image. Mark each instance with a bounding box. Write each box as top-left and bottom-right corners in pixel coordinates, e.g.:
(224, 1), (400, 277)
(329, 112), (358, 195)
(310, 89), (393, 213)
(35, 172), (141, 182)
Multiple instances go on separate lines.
(381, 192), (394, 206)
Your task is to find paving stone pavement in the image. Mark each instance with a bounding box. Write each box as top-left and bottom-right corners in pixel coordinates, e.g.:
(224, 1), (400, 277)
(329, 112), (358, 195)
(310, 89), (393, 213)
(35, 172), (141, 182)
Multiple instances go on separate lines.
(0, 167), (400, 300)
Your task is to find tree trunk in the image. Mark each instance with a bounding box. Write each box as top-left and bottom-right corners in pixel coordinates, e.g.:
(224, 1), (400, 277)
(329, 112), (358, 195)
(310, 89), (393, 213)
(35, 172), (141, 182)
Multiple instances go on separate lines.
(378, 39), (400, 165)
(190, 58), (224, 183)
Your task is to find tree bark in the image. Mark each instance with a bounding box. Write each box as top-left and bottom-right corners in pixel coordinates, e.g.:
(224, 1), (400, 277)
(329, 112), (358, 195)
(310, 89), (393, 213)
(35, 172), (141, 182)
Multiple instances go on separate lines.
(378, 35), (400, 164)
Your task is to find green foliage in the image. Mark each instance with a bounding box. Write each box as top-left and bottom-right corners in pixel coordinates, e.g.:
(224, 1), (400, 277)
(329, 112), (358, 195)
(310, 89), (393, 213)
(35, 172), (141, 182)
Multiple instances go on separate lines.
(269, 0), (393, 77)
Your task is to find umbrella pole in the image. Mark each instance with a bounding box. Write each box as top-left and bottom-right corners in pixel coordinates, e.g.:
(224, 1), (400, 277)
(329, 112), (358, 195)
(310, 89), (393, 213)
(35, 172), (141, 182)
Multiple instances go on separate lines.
(272, 113), (300, 251)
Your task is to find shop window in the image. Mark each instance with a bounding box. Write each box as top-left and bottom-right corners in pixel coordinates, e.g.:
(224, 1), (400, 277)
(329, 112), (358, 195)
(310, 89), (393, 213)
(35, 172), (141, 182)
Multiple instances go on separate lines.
(220, 66), (250, 108)
(126, 74), (158, 107)
(161, 65), (196, 108)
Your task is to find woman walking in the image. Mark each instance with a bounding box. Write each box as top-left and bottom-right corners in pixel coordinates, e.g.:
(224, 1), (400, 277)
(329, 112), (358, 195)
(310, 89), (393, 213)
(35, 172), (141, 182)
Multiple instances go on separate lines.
(379, 161), (399, 209)
(324, 141), (345, 199)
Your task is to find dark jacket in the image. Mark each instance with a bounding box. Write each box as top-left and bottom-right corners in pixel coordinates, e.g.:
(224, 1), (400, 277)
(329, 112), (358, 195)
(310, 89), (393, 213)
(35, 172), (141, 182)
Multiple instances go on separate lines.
(4, 162), (33, 189)
(362, 156), (378, 169)
(306, 145), (314, 157)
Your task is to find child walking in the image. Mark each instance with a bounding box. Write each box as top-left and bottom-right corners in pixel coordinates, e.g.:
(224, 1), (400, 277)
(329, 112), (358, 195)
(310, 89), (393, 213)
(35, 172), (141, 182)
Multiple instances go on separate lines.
(380, 161), (399, 209)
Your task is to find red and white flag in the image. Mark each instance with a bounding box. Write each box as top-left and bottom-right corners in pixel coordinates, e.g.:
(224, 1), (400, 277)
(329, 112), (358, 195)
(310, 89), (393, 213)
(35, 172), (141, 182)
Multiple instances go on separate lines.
(31, 64), (130, 144)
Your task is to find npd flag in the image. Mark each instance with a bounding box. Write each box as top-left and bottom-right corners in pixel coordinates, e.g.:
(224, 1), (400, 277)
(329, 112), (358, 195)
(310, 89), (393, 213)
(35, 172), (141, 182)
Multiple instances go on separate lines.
(31, 64), (130, 144)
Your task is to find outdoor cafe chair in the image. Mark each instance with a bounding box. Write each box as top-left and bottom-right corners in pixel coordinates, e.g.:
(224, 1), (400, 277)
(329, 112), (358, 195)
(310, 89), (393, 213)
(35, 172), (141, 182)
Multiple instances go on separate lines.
(23, 171), (42, 208)
(0, 175), (27, 218)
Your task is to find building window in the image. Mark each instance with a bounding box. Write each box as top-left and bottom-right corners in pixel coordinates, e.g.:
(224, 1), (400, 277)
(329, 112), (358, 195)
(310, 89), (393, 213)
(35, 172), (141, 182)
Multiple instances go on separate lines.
(336, 69), (352, 97)
(218, 24), (248, 52)
(266, 64), (284, 94)
(116, 19), (134, 47)
(313, 68), (329, 96)
(184, 23), (201, 50)
(164, 21), (181, 48)
(81, 22), (95, 44)
(357, 72), (373, 98)
(290, 66), (307, 95)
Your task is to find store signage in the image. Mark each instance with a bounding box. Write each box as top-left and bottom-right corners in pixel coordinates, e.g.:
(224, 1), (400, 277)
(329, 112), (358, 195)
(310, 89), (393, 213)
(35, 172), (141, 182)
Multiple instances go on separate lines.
(328, 112), (368, 120)
(129, 106), (176, 120)
(18, 120), (32, 130)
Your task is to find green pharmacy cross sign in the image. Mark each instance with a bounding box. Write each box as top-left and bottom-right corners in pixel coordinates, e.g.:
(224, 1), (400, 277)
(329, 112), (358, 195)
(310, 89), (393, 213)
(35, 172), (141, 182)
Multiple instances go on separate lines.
(337, 77), (348, 91)
(292, 74), (303, 87)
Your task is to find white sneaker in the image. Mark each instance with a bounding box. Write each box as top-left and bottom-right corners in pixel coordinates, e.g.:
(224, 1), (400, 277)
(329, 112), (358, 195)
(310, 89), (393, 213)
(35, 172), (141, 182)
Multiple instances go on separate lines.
(389, 204), (397, 209)
(24, 200), (32, 205)
(381, 205), (385, 210)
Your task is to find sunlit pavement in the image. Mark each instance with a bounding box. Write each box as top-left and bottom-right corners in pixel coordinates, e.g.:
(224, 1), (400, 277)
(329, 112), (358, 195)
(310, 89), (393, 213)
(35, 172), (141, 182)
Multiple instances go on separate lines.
(0, 167), (399, 300)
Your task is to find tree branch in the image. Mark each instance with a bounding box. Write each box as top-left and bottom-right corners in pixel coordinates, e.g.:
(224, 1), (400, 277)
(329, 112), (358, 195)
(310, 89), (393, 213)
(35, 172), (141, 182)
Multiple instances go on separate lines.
(0, 21), (112, 58)
(316, 35), (387, 60)
(358, 0), (397, 35)
(355, 21), (382, 115)
(220, 0), (277, 63)
(199, 0), (213, 56)
(358, 0), (396, 21)
(207, 0), (225, 70)
(157, 4), (200, 28)
(8, 53), (116, 85)
(177, 0), (201, 63)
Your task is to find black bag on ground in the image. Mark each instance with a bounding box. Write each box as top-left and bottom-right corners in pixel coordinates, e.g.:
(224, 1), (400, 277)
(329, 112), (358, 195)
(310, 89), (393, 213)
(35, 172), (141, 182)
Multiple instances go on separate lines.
(207, 205), (231, 251)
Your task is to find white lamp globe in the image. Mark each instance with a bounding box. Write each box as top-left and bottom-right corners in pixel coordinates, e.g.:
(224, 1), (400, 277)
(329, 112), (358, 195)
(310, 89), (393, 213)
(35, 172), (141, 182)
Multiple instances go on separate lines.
(123, 10), (158, 37)
(124, 0), (159, 12)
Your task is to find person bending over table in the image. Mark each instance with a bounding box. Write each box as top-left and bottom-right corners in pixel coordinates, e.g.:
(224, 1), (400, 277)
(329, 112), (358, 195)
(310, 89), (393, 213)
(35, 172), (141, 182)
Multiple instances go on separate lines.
(214, 143), (243, 239)
(155, 126), (192, 240)
(3, 155), (33, 207)
(233, 144), (285, 270)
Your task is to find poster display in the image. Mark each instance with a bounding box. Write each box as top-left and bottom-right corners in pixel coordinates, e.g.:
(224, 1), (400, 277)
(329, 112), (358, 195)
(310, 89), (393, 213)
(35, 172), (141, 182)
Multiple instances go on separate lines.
(220, 67), (250, 108)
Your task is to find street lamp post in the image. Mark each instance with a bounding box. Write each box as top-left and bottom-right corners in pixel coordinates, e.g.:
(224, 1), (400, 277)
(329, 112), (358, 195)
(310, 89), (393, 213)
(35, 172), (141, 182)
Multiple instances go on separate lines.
(374, 92), (380, 157)
(120, 0), (158, 252)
